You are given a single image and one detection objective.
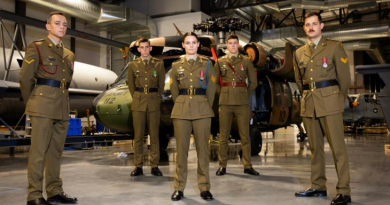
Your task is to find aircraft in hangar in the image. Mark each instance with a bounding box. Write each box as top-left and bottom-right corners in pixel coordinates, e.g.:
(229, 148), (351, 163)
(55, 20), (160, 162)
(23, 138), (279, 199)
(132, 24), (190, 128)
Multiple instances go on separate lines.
(93, 18), (305, 154)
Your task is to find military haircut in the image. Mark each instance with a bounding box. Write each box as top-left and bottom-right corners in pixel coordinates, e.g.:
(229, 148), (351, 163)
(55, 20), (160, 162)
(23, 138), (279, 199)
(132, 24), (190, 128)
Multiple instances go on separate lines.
(227, 34), (239, 42)
(304, 12), (323, 23)
(47, 11), (65, 24)
(138, 37), (151, 46)
(183, 32), (199, 43)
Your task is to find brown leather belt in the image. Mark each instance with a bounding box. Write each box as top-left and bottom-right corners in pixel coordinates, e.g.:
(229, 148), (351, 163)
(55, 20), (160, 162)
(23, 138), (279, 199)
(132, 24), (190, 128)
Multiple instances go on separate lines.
(221, 82), (247, 87)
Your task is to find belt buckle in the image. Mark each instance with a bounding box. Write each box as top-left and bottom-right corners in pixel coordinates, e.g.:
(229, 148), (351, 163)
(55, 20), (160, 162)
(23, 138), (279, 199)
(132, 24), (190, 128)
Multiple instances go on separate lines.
(144, 87), (148, 94)
(188, 88), (194, 98)
(310, 82), (316, 90)
(60, 81), (66, 89)
(232, 81), (236, 88)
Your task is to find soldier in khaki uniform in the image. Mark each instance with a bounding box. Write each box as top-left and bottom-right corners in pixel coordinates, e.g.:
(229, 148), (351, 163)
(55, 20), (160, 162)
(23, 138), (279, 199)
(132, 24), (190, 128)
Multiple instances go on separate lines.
(127, 37), (165, 177)
(170, 32), (216, 201)
(19, 12), (77, 205)
(214, 34), (259, 176)
(293, 12), (351, 205)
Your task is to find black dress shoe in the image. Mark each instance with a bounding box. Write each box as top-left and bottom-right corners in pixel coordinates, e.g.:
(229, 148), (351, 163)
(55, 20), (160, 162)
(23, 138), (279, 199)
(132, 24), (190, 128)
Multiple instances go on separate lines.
(244, 167), (259, 176)
(151, 167), (163, 176)
(171, 190), (184, 201)
(200, 191), (213, 201)
(47, 192), (77, 204)
(216, 167), (226, 176)
(131, 167), (143, 176)
(295, 188), (327, 197)
(27, 198), (52, 205)
(331, 194), (351, 205)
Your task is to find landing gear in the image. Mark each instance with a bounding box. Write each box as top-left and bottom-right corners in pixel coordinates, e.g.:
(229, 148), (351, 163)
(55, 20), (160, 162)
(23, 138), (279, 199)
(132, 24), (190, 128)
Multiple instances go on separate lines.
(250, 127), (262, 155)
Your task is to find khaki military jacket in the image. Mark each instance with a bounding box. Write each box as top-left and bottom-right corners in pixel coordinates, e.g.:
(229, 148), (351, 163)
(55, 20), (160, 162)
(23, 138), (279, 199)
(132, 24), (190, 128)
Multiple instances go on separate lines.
(293, 37), (351, 118)
(214, 54), (258, 105)
(20, 37), (74, 121)
(128, 57), (165, 112)
(170, 56), (216, 120)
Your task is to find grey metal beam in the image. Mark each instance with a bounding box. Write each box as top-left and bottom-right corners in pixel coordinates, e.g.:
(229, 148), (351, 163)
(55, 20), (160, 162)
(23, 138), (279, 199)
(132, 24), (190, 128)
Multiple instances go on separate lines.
(0, 9), (127, 48)
(210, 0), (287, 12)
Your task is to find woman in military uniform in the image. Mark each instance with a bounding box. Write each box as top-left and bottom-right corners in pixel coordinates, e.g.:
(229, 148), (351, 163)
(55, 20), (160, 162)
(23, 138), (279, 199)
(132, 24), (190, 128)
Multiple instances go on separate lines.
(170, 32), (216, 201)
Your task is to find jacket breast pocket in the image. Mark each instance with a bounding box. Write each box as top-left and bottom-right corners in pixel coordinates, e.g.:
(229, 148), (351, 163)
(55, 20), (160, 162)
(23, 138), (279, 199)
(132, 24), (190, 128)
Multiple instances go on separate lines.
(40, 61), (58, 75)
(320, 86), (344, 113)
(172, 97), (185, 116)
(316, 60), (334, 77)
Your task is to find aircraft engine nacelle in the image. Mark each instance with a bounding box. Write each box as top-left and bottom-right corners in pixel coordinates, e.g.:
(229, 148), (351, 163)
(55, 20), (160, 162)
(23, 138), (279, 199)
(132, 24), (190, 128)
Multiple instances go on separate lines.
(244, 42), (295, 80)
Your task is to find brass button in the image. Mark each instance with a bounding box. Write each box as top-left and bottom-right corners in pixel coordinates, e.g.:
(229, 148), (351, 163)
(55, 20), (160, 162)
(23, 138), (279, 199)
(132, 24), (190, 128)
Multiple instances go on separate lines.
(190, 85), (193, 88)
(63, 69), (65, 72)
(63, 78), (65, 81)
(310, 77), (313, 80)
(310, 69), (313, 71)
(63, 90), (65, 93)
(145, 85), (148, 87)
(190, 97), (192, 99)
(190, 79), (193, 82)
(311, 60), (313, 63)
(190, 73), (193, 76)
(334, 91), (337, 93)
(62, 60), (64, 63)
(50, 63), (53, 65)
(39, 93), (42, 96)
(311, 89), (314, 91)
(233, 78), (235, 81)
(145, 78), (147, 80)
(145, 71), (147, 73)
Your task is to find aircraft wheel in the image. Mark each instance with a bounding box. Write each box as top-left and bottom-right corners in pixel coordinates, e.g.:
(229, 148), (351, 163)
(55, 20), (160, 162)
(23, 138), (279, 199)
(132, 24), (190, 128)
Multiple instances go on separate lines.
(250, 127), (262, 155)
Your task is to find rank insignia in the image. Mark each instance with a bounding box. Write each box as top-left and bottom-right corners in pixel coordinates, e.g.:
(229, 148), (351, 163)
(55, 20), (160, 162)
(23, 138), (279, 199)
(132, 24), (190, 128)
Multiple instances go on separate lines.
(211, 75), (216, 83)
(341, 57), (348, 63)
(24, 59), (35, 64)
(170, 79), (173, 85)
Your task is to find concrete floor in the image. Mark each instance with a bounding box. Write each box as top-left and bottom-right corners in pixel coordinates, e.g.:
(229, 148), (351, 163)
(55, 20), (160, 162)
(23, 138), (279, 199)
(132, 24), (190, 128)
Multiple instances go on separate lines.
(0, 127), (389, 205)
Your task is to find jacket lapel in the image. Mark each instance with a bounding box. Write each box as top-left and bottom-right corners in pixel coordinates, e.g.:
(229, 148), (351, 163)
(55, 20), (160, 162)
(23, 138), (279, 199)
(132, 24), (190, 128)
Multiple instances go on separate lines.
(147, 57), (155, 70)
(181, 56), (191, 71)
(304, 43), (311, 57)
(192, 56), (203, 71)
(311, 37), (327, 58)
(44, 37), (62, 58)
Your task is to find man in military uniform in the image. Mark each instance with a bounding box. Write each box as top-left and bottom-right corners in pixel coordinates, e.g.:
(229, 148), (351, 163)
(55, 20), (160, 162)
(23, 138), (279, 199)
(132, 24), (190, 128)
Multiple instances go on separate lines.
(20, 11), (77, 205)
(127, 37), (165, 177)
(293, 12), (351, 205)
(214, 34), (259, 176)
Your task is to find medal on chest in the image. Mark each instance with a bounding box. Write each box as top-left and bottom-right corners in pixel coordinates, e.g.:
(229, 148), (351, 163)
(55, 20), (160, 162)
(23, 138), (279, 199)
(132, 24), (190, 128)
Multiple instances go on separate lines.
(240, 64), (244, 71)
(153, 70), (157, 77)
(200, 70), (204, 80)
(322, 57), (328, 68)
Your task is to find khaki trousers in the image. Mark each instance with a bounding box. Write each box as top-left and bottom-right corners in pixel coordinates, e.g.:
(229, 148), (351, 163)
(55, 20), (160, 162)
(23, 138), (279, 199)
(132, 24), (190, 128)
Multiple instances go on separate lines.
(132, 110), (160, 168)
(302, 113), (351, 195)
(27, 116), (68, 201)
(218, 105), (251, 168)
(173, 118), (211, 192)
